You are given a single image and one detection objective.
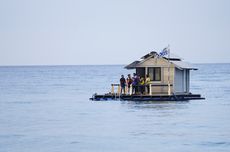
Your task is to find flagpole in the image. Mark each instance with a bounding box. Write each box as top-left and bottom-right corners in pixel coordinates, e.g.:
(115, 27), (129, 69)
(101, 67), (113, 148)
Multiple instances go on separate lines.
(167, 45), (171, 95)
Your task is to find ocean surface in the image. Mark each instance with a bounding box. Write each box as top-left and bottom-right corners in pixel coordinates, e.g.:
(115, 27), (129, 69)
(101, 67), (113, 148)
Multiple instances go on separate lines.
(0, 64), (230, 152)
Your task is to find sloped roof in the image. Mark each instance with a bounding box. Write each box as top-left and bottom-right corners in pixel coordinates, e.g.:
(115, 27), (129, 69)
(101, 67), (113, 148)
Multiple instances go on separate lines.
(163, 53), (182, 61)
(141, 51), (158, 59)
(125, 51), (197, 70)
(125, 61), (141, 69)
(170, 61), (198, 70)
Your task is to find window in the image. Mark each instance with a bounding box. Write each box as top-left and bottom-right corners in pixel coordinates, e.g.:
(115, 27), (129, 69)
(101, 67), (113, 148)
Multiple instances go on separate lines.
(148, 67), (161, 81)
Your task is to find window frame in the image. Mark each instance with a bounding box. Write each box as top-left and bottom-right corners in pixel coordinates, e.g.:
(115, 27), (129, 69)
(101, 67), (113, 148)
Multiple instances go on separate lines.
(148, 67), (161, 81)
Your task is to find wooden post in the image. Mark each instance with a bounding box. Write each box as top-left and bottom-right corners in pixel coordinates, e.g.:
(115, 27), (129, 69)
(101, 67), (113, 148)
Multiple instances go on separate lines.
(130, 84), (132, 95)
(125, 86), (128, 95)
(111, 84), (114, 94)
(117, 85), (121, 95)
(149, 84), (152, 95)
(168, 83), (171, 95)
(167, 45), (171, 95)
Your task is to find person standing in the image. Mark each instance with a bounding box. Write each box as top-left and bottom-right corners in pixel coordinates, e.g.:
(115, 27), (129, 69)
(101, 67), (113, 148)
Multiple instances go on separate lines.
(120, 75), (126, 94)
(132, 73), (137, 94)
(145, 74), (151, 94)
(134, 74), (140, 94)
(126, 74), (133, 94)
(139, 76), (145, 94)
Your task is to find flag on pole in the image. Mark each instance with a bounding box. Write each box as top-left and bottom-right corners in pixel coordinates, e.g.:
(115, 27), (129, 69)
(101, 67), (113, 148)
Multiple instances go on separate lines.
(158, 47), (169, 57)
(157, 45), (171, 95)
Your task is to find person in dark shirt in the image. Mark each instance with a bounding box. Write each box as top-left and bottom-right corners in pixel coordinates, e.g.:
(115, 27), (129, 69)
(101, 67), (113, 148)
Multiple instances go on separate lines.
(126, 74), (133, 94)
(135, 75), (140, 94)
(120, 75), (126, 94)
(132, 73), (140, 94)
(132, 73), (137, 94)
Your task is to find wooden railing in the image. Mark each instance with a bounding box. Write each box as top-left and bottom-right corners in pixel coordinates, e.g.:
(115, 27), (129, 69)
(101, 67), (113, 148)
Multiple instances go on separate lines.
(111, 83), (173, 95)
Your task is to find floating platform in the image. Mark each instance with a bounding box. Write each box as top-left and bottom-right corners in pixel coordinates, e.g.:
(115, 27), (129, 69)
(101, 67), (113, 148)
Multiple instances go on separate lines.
(90, 94), (205, 101)
(90, 93), (205, 101)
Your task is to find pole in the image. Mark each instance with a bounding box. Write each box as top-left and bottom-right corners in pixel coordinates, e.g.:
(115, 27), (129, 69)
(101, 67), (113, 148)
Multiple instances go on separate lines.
(111, 84), (114, 94)
(117, 85), (121, 95)
(130, 84), (132, 95)
(167, 45), (171, 95)
(149, 84), (152, 95)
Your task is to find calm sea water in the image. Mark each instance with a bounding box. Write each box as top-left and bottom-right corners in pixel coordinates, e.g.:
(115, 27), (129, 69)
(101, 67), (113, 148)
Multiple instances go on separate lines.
(0, 64), (230, 152)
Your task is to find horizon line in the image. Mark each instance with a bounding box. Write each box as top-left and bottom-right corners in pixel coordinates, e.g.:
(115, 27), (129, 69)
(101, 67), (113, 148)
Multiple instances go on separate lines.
(0, 62), (230, 67)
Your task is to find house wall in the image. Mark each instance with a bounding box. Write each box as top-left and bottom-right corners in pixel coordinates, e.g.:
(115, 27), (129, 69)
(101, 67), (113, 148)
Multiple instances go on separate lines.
(174, 68), (184, 93)
(137, 57), (175, 94)
(174, 68), (190, 94)
(129, 57), (192, 95)
(186, 70), (190, 93)
(139, 57), (170, 67)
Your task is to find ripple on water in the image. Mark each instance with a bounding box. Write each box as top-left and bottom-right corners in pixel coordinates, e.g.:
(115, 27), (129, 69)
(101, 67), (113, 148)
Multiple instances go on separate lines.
(70, 141), (81, 144)
(200, 141), (230, 147)
(8, 101), (32, 104)
(0, 134), (25, 139)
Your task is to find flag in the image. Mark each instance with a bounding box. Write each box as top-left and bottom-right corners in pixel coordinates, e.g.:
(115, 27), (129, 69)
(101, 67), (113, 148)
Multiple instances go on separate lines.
(158, 47), (169, 57)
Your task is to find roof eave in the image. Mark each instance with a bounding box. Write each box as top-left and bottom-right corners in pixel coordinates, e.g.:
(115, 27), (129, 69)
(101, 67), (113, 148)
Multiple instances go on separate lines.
(124, 66), (136, 69)
(175, 66), (198, 70)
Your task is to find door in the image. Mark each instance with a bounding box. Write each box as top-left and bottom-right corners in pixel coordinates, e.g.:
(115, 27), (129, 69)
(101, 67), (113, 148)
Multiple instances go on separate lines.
(136, 68), (145, 78)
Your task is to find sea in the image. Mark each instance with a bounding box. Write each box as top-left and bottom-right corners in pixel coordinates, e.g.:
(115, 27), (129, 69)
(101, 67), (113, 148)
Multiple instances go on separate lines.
(0, 64), (230, 152)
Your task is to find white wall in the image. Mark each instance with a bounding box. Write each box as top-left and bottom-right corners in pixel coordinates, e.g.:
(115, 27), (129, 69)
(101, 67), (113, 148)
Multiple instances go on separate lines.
(174, 68), (184, 93)
(174, 68), (190, 94)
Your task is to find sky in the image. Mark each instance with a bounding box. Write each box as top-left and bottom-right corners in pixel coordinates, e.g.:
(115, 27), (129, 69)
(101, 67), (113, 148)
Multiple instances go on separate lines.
(0, 0), (230, 65)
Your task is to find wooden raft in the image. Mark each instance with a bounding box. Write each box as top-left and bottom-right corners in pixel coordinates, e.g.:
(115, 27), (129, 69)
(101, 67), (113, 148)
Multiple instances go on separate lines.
(90, 93), (205, 101)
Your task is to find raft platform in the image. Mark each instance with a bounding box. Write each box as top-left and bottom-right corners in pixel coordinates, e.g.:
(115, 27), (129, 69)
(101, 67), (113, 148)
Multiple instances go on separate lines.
(90, 93), (205, 101)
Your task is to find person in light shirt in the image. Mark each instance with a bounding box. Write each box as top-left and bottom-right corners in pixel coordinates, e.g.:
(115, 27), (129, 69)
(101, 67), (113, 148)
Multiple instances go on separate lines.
(145, 74), (151, 94)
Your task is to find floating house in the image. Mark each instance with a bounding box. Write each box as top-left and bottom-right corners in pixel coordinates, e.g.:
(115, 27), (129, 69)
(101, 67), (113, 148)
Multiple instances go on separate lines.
(91, 51), (204, 101)
(125, 51), (197, 95)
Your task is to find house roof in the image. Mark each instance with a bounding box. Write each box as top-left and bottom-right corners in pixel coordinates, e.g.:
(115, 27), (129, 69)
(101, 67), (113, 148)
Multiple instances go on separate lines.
(141, 51), (158, 59)
(163, 53), (182, 61)
(125, 51), (198, 70)
(171, 60), (198, 70)
(125, 61), (141, 69)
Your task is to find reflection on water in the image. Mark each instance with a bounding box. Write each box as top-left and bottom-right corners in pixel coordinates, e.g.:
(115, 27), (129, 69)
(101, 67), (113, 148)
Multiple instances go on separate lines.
(125, 101), (189, 111)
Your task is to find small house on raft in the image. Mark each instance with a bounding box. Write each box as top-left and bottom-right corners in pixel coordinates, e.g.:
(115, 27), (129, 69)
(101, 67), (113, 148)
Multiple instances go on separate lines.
(125, 51), (195, 95)
(90, 51), (205, 101)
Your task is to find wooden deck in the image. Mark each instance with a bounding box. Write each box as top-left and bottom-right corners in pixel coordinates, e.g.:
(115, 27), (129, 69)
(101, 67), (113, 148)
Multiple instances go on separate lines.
(90, 93), (205, 101)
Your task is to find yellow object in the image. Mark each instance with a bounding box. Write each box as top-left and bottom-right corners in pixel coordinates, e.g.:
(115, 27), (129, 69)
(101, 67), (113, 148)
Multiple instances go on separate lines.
(145, 77), (151, 84)
(140, 78), (145, 85)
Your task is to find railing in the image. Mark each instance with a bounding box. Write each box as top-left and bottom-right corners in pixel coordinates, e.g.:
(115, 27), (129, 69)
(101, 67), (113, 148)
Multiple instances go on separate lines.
(111, 83), (173, 95)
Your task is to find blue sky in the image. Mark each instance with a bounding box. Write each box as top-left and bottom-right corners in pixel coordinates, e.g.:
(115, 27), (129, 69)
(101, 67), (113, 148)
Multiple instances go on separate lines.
(0, 0), (230, 65)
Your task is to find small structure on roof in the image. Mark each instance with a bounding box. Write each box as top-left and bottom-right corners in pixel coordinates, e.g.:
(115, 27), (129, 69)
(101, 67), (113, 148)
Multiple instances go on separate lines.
(90, 48), (204, 101)
(125, 51), (197, 95)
